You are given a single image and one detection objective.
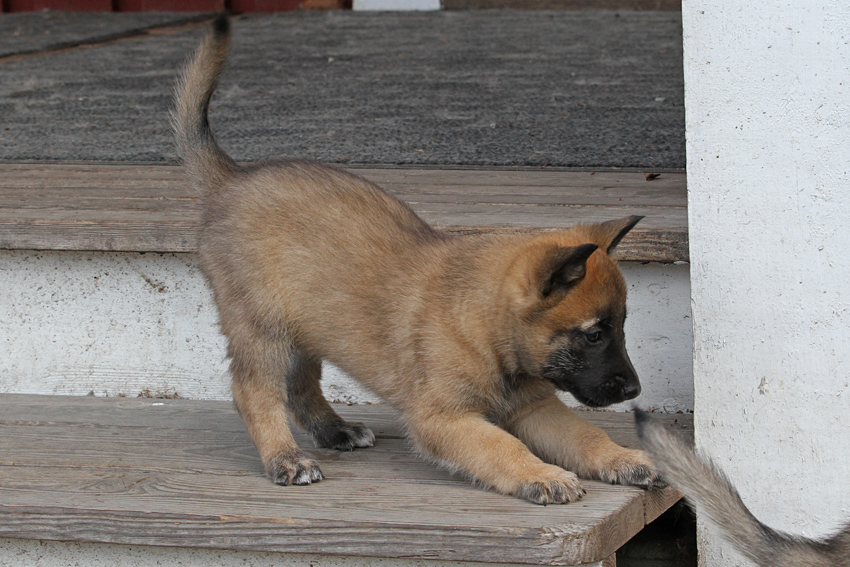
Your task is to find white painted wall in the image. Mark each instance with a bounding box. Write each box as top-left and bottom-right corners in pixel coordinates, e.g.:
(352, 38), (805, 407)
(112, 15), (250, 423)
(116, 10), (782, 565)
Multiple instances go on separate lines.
(0, 250), (692, 412)
(682, 1), (850, 565)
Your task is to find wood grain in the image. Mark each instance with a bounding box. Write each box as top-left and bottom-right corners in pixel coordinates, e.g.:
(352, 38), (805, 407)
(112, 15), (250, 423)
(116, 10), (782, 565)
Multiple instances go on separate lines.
(0, 164), (687, 262)
(0, 394), (689, 565)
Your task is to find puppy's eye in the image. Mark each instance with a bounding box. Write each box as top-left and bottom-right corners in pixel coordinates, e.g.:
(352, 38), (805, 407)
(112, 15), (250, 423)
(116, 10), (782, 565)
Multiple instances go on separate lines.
(584, 329), (603, 344)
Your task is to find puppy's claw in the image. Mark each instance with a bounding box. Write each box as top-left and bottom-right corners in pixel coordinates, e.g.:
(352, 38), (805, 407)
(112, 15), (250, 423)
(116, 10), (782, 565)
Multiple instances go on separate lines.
(516, 466), (585, 505)
(267, 452), (324, 486)
(313, 421), (376, 451)
(597, 449), (666, 489)
(620, 462), (668, 489)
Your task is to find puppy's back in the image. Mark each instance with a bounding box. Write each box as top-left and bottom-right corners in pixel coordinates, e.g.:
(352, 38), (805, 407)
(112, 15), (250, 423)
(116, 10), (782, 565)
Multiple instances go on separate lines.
(199, 158), (457, 396)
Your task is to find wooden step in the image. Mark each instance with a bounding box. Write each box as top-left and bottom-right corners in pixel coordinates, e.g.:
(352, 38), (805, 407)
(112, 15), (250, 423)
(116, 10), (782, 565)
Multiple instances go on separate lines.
(0, 163), (687, 262)
(0, 394), (690, 565)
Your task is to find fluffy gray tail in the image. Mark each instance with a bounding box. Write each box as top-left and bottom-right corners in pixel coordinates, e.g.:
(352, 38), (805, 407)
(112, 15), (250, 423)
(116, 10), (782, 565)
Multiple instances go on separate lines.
(172, 15), (238, 190)
(635, 409), (848, 567)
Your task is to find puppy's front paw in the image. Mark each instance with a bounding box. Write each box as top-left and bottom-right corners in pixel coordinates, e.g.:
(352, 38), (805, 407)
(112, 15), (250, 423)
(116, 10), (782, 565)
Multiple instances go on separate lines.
(267, 451), (324, 486)
(516, 464), (586, 505)
(596, 448), (667, 489)
(313, 421), (376, 451)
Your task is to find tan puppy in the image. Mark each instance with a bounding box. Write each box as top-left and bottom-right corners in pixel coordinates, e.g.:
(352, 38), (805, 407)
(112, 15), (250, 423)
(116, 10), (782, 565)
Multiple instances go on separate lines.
(636, 410), (850, 565)
(173, 16), (661, 504)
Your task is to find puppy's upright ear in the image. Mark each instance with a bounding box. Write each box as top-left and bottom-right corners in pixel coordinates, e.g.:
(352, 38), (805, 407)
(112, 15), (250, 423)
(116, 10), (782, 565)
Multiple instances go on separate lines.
(594, 215), (644, 254)
(539, 243), (599, 298)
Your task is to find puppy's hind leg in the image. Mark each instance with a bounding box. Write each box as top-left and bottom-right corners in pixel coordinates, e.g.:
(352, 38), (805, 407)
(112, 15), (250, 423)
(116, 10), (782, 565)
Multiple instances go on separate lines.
(229, 335), (323, 486)
(285, 353), (375, 451)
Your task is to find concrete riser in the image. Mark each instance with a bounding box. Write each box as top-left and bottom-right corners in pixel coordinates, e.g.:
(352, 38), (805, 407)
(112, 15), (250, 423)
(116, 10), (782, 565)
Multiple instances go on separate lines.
(1, 250), (693, 412)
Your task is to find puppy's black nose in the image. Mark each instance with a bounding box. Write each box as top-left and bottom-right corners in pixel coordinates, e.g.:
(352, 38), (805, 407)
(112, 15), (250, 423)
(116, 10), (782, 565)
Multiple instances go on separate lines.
(616, 375), (641, 400)
(623, 382), (641, 399)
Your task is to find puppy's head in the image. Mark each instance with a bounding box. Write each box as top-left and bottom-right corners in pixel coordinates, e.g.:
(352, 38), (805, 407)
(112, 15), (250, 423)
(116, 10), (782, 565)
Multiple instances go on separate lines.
(506, 216), (643, 407)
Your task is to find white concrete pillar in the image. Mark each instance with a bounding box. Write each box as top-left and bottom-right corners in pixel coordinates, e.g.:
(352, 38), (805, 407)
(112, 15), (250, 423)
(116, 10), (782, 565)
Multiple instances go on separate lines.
(683, 1), (850, 565)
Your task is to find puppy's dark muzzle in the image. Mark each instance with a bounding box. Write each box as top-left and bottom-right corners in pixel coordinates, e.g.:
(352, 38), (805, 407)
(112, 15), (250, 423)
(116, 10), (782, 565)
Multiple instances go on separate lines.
(610, 345), (641, 402)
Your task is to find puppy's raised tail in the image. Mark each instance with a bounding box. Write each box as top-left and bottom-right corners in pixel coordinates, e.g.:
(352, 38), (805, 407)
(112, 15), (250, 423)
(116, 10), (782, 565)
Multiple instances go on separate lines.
(172, 15), (238, 190)
(635, 409), (850, 567)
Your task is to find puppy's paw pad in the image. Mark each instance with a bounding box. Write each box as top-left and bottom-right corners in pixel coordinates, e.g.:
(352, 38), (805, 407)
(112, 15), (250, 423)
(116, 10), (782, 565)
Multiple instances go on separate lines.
(314, 421), (375, 451)
(267, 452), (324, 486)
(516, 467), (585, 505)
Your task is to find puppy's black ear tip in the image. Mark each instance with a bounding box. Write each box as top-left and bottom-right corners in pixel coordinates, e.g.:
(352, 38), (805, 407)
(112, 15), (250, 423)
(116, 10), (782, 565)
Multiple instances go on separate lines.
(212, 14), (230, 36)
(575, 242), (599, 261)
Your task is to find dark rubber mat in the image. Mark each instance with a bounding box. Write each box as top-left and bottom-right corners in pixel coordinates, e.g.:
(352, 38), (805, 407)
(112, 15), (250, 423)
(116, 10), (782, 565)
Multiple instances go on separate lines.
(0, 11), (684, 167)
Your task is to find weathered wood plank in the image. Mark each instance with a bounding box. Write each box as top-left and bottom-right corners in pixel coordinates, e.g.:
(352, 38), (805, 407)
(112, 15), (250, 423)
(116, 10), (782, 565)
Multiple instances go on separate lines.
(0, 406), (691, 484)
(0, 394), (402, 432)
(0, 421), (454, 482)
(0, 502), (629, 566)
(0, 164), (687, 261)
(0, 163), (684, 191)
(0, 393), (691, 444)
(0, 394), (688, 565)
(0, 465), (640, 530)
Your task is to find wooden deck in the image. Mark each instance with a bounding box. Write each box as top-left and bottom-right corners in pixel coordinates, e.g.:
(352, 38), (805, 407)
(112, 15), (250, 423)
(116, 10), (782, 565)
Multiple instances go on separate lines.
(0, 163), (687, 262)
(0, 394), (691, 565)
